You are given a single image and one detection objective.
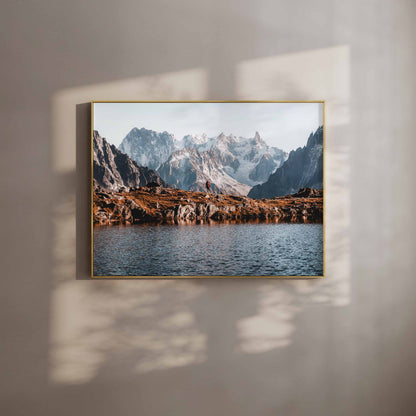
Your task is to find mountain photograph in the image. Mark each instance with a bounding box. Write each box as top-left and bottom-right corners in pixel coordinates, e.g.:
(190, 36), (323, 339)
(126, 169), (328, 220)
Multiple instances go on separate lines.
(92, 101), (324, 277)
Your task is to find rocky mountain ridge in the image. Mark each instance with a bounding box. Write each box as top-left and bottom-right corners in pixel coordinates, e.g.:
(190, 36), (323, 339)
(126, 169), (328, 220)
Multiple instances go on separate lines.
(93, 130), (168, 191)
(248, 126), (323, 199)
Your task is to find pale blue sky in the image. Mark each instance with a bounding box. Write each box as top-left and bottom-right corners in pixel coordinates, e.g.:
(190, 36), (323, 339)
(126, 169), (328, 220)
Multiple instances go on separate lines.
(93, 102), (323, 152)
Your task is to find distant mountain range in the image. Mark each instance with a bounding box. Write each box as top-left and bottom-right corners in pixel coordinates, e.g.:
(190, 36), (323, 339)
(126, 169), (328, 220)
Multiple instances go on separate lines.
(248, 126), (323, 199)
(93, 125), (323, 198)
(93, 130), (167, 191)
(118, 128), (287, 195)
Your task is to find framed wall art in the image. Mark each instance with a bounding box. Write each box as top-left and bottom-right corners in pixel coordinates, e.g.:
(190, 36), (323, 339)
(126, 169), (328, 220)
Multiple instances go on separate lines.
(91, 101), (324, 278)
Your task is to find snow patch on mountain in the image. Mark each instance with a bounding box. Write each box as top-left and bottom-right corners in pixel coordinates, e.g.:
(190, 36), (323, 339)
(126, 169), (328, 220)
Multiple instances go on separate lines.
(157, 148), (251, 195)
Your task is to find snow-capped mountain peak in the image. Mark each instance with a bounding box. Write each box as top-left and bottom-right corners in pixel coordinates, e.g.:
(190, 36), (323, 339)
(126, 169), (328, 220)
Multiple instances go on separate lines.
(119, 127), (176, 170)
(118, 127), (288, 195)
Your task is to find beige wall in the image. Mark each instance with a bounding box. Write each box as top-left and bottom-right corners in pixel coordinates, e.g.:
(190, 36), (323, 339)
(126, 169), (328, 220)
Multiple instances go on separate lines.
(1, 1), (415, 415)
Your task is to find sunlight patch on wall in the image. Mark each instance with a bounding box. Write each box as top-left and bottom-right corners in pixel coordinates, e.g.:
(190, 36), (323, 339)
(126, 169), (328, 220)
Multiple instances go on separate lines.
(235, 46), (351, 354)
(50, 280), (206, 384)
(52, 68), (208, 173)
(237, 286), (299, 353)
(236, 45), (350, 126)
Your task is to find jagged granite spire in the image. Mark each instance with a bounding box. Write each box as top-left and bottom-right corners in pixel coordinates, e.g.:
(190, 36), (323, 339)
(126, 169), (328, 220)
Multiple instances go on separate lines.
(248, 126), (323, 199)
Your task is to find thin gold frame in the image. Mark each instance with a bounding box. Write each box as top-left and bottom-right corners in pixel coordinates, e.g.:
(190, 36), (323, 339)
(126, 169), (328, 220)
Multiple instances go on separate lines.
(90, 101), (325, 279)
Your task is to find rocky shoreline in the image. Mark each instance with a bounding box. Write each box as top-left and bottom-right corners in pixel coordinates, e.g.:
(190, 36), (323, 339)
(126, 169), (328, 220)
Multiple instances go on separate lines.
(93, 186), (323, 225)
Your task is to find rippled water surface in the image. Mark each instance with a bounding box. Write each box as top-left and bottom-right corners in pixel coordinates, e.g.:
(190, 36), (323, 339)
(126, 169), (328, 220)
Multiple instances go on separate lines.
(93, 223), (323, 276)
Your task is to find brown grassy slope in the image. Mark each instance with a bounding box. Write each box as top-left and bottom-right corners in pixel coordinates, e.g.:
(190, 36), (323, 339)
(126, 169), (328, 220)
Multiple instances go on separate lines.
(93, 187), (323, 225)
